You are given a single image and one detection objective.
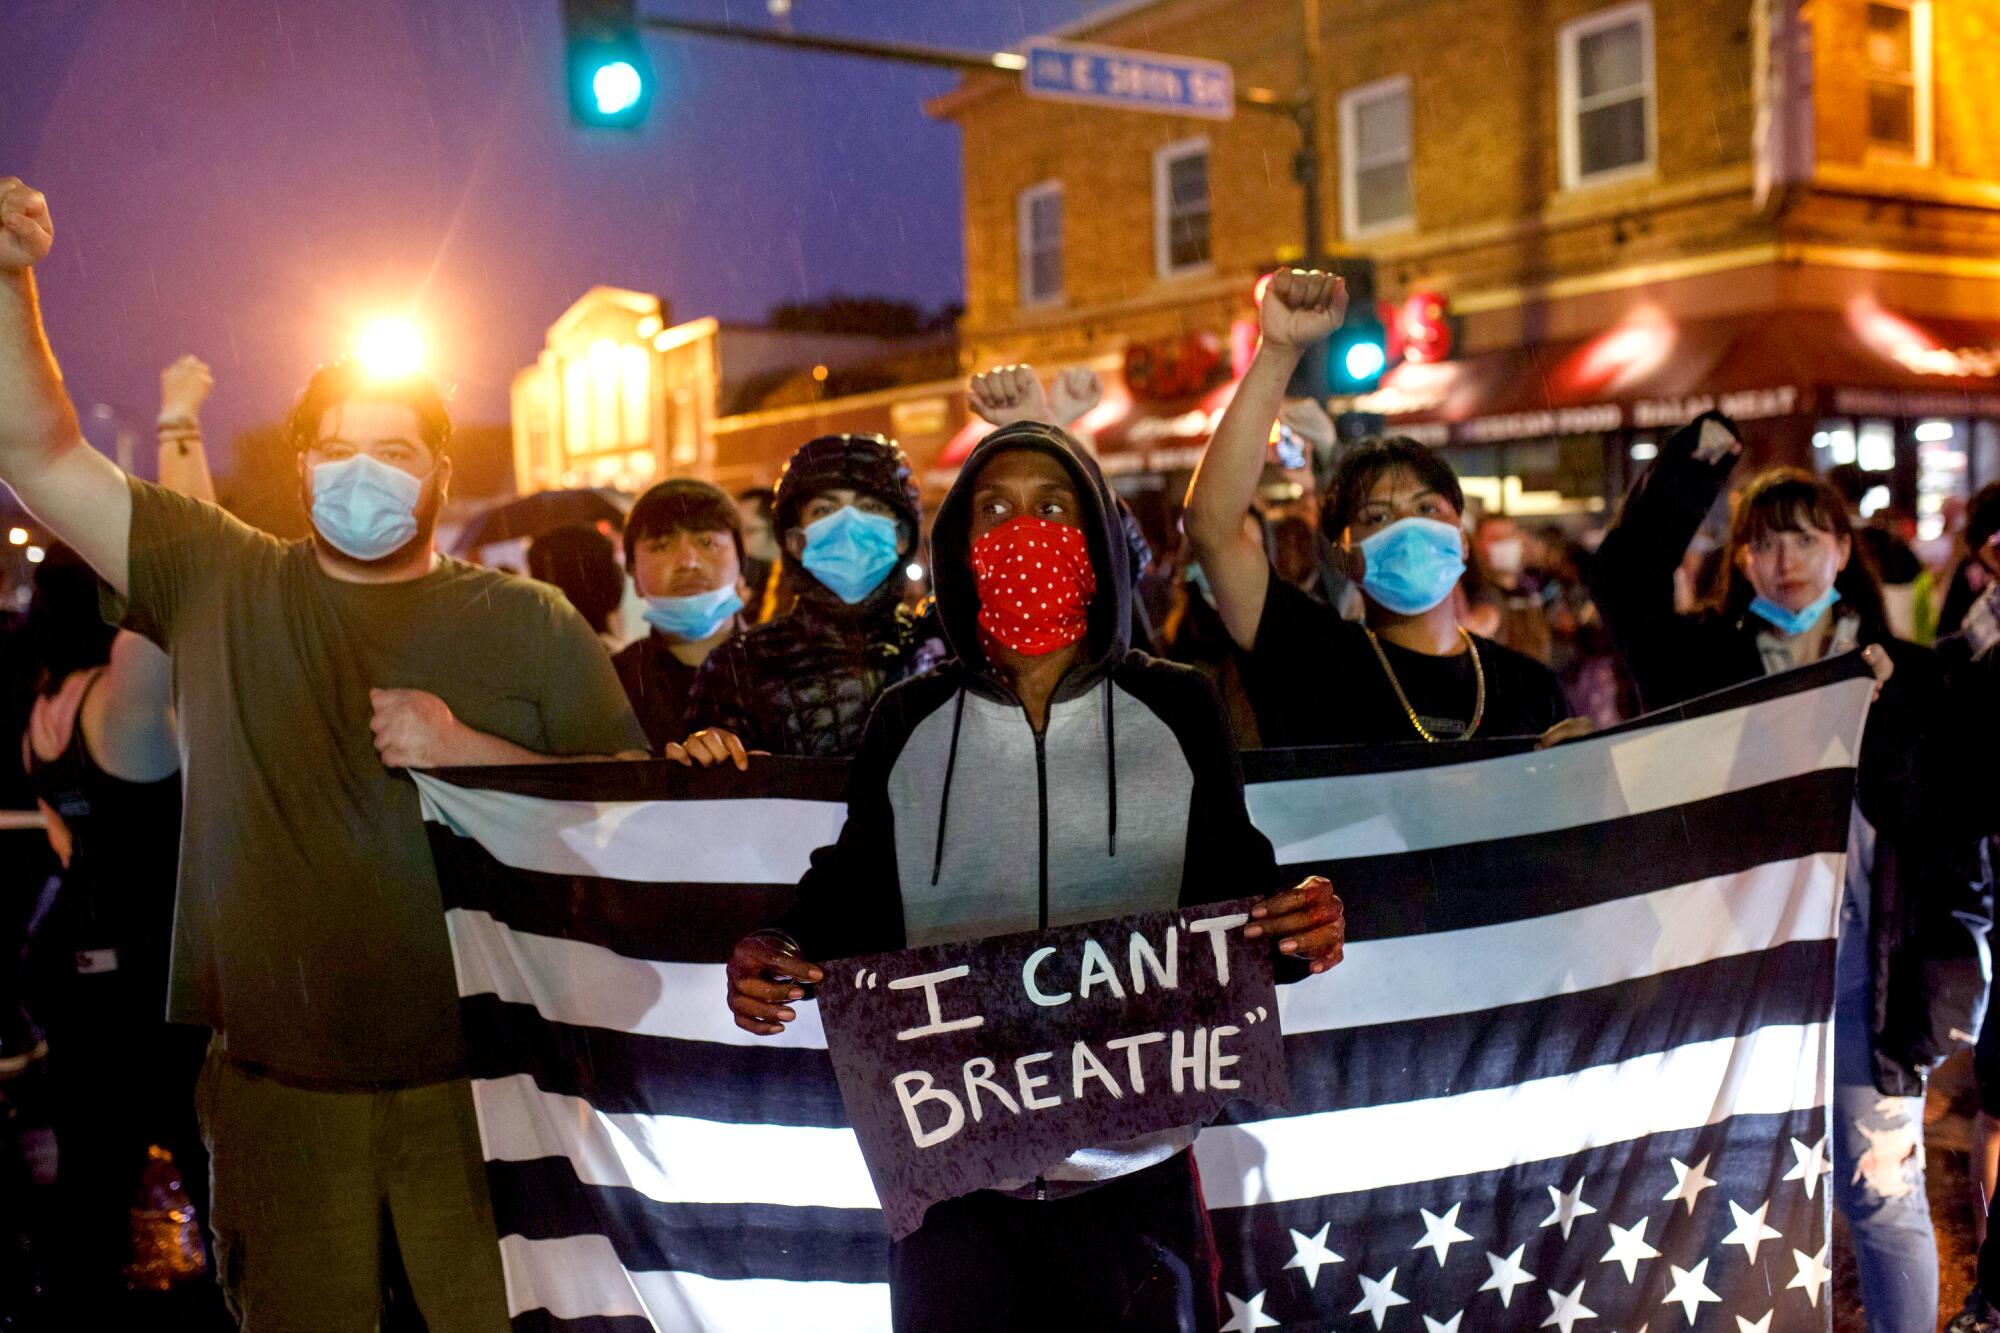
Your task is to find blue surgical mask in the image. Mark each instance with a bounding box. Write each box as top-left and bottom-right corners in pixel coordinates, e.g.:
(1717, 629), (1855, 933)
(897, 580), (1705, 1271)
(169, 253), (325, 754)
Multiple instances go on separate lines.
(1357, 517), (1466, 615)
(1750, 587), (1841, 636)
(310, 454), (425, 561)
(800, 506), (902, 604)
(642, 584), (743, 641)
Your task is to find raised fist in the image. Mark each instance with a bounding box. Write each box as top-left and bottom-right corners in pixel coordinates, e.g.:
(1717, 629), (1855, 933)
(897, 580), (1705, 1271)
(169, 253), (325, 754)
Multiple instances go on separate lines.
(1046, 366), (1103, 427)
(1692, 416), (1742, 466)
(0, 179), (54, 274)
(160, 355), (214, 424)
(969, 363), (1055, 429)
(1260, 269), (1347, 350)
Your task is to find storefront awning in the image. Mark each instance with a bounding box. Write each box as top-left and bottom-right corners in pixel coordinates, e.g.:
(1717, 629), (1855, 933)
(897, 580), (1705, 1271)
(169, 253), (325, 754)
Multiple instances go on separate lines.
(1367, 303), (2000, 444)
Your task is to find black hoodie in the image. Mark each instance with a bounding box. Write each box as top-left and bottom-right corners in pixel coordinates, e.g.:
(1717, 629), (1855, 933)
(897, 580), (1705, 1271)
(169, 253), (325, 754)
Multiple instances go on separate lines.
(778, 421), (1284, 1190)
(782, 420), (1277, 953)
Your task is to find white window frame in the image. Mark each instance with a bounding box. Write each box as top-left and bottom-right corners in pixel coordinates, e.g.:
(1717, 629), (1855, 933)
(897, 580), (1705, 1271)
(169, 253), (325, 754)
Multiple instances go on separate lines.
(1340, 75), (1415, 240)
(1017, 180), (1065, 308)
(1864, 0), (1934, 167)
(1557, 1), (1657, 191)
(1152, 136), (1213, 279)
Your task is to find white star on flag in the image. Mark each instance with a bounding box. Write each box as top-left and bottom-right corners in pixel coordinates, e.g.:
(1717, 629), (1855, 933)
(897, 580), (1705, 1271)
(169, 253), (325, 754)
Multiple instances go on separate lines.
(1737, 1313), (1774, 1333)
(1413, 1203), (1475, 1266)
(1601, 1218), (1662, 1283)
(1221, 1289), (1280, 1332)
(1661, 1155), (1717, 1214)
(1352, 1268), (1412, 1330)
(1481, 1245), (1538, 1308)
(1786, 1243), (1833, 1308)
(1423, 1315), (1464, 1333)
(1542, 1178), (1600, 1239)
(1661, 1260), (1721, 1325)
(1783, 1136), (1832, 1200)
(1284, 1223), (1344, 1290)
(1720, 1199), (1783, 1264)
(1541, 1281), (1598, 1333)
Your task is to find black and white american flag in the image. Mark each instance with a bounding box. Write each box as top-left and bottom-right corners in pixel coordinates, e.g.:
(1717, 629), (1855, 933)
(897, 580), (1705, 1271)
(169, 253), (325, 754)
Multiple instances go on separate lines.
(416, 656), (1870, 1332)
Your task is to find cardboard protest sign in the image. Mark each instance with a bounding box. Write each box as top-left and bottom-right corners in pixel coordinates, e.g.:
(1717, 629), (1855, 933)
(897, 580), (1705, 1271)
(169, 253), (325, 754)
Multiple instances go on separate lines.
(817, 898), (1288, 1239)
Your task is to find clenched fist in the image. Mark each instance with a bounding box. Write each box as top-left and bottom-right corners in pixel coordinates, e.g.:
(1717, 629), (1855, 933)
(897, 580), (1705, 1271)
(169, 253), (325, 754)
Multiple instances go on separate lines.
(369, 687), (470, 769)
(1260, 269), (1347, 351)
(969, 363), (1055, 429)
(1046, 366), (1103, 426)
(160, 355), (214, 424)
(0, 179), (53, 273)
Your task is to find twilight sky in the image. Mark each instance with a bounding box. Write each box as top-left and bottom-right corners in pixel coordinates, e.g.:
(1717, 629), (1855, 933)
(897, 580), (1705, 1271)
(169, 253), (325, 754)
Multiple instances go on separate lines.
(0, 0), (1110, 464)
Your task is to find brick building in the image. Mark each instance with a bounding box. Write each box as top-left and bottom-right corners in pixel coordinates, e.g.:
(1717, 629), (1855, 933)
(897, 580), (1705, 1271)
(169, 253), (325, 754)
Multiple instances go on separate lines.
(931, 0), (2000, 540)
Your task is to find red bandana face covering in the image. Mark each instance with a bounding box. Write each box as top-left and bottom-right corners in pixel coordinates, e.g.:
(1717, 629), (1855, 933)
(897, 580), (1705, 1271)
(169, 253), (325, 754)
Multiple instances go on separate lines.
(969, 515), (1097, 658)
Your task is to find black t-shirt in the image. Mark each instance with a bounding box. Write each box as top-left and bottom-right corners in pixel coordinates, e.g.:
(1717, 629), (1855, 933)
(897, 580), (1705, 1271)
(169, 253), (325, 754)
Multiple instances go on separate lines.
(1244, 576), (1570, 747)
(612, 630), (704, 752)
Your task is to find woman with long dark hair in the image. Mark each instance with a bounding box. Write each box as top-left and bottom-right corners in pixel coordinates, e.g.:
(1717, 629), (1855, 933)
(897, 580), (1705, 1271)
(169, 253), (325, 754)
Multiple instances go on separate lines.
(1591, 411), (1989, 1333)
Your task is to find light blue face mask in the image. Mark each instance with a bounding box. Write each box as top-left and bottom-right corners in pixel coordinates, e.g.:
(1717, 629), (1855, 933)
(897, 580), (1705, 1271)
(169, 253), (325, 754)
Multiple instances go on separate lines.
(1750, 586), (1841, 636)
(642, 584), (743, 641)
(799, 505), (902, 604)
(1357, 517), (1466, 615)
(310, 454), (426, 561)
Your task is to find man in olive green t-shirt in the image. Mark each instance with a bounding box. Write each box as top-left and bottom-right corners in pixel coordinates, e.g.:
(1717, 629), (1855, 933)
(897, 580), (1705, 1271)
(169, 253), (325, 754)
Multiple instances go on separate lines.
(0, 178), (646, 1331)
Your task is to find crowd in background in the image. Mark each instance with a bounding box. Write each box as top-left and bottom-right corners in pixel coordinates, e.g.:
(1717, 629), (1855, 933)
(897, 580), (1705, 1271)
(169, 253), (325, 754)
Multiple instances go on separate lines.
(2, 174), (1999, 1332)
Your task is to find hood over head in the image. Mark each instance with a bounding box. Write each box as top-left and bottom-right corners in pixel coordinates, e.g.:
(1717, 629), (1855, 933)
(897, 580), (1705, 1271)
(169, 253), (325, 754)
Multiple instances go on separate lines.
(929, 421), (1132, 695)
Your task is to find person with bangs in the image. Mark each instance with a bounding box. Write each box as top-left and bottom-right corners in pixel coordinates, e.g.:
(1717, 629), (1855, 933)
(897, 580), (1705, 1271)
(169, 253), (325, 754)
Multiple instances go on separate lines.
(1591, 411), (1990, 1333)
(1185, 269), (1572, 747)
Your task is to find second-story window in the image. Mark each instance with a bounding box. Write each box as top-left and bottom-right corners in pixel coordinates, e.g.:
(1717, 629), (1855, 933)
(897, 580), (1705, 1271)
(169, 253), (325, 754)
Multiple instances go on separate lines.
(1341, 77), (1414, 238)
(1866, 0), (1932, 163)
(1018, 181), (1064, 307)
(1559, 2), (1655, 189)
(1154, 138), (1212, 277)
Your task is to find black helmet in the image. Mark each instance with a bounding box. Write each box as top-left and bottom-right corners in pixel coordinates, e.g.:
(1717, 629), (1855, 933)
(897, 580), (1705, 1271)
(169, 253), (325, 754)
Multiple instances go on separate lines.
(772, 434), (921, 538)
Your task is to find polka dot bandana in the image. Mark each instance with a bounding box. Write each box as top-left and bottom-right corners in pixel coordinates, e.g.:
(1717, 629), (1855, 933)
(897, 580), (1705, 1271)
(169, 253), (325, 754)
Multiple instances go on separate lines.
(969, 515), (1097, 658)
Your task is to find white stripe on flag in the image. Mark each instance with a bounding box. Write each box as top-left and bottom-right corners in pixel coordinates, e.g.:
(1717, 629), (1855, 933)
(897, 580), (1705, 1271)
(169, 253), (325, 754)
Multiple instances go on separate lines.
(1276, 851), (1843, 1034)
(473, 1073), (880, 1209)
(1248, 674), (1872, 861)
(447, 908), (829, 1047)
(1196, 1022), (1829, 1208)
(498, 1232), (889, 1330)
(475, 1020), (1824, 1214)
(446, 852), (1837, 1046)
(415, 772), (845, 884)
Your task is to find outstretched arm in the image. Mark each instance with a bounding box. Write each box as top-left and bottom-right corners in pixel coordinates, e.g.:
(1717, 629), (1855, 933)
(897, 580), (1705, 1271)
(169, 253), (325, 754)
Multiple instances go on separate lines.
(1184, 269), (1345, 650)
(0, 179), (133, 595)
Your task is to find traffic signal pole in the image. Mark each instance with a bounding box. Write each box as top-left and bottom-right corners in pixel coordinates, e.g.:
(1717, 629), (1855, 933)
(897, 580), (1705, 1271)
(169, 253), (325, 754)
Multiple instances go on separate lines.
(632, 13), (1324, 263)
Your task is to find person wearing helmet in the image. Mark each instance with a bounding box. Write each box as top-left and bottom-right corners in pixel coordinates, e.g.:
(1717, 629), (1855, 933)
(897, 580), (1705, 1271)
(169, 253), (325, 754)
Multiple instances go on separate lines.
(683, 434), (935, 760)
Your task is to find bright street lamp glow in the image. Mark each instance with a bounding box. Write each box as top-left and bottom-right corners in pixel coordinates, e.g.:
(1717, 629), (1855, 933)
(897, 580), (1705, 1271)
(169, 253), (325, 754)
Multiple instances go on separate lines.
(905, 562), (925, 583)
(25, 546), (45, 564)
(1344, 340), (1387, 382)
(356, 318), (427, 379)
(6, 527), (26, 546)
(592, 61), (644, 116)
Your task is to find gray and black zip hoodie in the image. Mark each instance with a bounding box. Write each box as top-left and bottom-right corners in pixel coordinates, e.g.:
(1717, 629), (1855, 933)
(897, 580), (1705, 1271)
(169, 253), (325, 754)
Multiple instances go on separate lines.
(777, 421), (1287, 1194)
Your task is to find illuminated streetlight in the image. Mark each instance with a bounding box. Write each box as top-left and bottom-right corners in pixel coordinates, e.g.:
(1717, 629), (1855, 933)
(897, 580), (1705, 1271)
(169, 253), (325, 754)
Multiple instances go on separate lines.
(25, 546), (46, 564)
(356, 318), (427, 379)
(7, 527), (26, 546)
(905, 562), (925, 583)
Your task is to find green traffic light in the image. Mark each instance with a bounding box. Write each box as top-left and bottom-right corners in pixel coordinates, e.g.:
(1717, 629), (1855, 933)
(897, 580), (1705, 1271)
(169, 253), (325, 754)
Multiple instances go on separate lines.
(591, 60), (644, 116)
(1344, 340), (1387, 383)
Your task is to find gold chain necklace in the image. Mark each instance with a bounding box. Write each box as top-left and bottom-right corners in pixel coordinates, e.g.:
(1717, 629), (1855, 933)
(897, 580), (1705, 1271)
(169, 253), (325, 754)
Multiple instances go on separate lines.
(1364, 626), (1485, 743)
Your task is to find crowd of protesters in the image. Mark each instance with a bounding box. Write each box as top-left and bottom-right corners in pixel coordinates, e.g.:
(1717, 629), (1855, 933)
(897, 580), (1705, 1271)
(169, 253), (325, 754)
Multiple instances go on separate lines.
(2, 178), (1998, 1332)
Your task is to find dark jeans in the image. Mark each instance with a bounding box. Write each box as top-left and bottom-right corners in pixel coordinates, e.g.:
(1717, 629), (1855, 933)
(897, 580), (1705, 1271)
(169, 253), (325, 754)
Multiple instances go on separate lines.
(889, 1149), (1222, 1333)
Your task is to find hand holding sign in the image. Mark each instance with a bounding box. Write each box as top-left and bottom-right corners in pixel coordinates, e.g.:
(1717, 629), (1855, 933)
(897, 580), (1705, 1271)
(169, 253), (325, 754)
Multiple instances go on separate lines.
(725, 932), (824, 1035)
(1245, 874), (1344, 973)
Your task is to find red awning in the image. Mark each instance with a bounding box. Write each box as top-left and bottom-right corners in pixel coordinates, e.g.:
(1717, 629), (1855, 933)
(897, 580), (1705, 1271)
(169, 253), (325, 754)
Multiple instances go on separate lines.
(1369, 304), (2000, 443)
